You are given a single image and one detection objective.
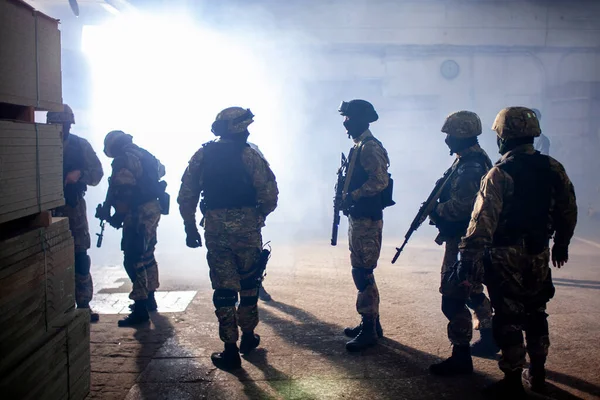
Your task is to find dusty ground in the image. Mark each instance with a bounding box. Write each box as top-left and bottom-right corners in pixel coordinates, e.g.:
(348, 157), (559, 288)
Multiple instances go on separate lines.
(86, 235), (600, 400)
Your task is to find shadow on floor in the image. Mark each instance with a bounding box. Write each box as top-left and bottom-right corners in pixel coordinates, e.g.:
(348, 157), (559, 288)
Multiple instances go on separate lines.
(546, 369), (600, 399)
(118, 297), (595, 400)
(258, 300), (492, 400)
(553, 278), (600, 290)
(256, 300), (588, 400)
(131, 312), (176, 399)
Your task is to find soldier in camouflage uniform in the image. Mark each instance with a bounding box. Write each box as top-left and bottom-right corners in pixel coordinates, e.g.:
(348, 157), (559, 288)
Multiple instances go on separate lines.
(47, 105), (104, 323)
(459, 107), (577, 397)
(339, 100), (393, 352)
(101, 130), (166, 327)
(532, 108), (551, 155)
(178, 107), (278, 370)
(428, 111), (498, 376)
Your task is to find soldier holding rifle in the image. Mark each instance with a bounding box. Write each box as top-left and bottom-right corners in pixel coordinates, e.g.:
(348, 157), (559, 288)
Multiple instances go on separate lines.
(332, 99), (394, 352)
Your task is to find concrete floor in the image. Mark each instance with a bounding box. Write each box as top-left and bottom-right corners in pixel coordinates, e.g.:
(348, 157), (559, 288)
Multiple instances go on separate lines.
(86, 235), (600, 400)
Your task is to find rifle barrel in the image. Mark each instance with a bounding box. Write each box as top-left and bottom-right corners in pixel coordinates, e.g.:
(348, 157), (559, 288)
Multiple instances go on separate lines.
(391, 237), (408, 264)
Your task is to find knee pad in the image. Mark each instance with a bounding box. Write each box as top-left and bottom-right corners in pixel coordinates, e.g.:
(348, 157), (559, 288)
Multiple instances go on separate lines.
(213, 289), (238, 308)
(239, 295), (259, 307)
(74, 252), (91, 275)
(352, 268), (374, 291)
(441, 296), (466, 320)
(493, 314), (524, 348)
(525, 311), (549, 339)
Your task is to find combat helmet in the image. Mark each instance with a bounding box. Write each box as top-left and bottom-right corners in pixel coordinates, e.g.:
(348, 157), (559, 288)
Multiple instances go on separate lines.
(47, 104), (75, 124)
(492, 107), (541, 139)
(338, 99), (379, 123)
(211, 107), (254, 136)
(441, 111), (482, 138)
(104, 130), (133, 158)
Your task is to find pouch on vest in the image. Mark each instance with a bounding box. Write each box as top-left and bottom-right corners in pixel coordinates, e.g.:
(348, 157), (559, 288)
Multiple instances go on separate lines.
(381, 174), (395, 209)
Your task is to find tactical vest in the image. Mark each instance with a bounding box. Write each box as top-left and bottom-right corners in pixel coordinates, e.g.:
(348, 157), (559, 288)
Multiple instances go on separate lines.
(438, 151), (493, 237)
(135, 146), (164, 205)
(201, 141), (257, 211)
(346, 136), (390, 220)
(113, 144), (166, 208)
(63, 135), (86, 206)
(494, 151), (554, 254)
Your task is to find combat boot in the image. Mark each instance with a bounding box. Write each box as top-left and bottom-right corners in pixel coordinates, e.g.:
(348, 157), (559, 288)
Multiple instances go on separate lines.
(471, 328), (500, 357)
(118, 300), (150, 327)
(147, 291), (158, 312)
(345, 315), (378, 352)
(77, 304), (100, 323)
(211, 343), (242, 370)
(522, 365), (547, 395)
(240, 332), (261, 355)
(483, 369), (527, 399)
(429, 345), (473, 376)
(128, 291), (158, 312)
(344, 316), (383, 339)
(258, 285), (272, 302)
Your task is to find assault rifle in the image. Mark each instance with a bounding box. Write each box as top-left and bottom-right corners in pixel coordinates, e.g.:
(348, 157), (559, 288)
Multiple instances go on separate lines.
(391, 159), (460, 264)
(94, 179), (113, 248)
(331, 153), (348, 246)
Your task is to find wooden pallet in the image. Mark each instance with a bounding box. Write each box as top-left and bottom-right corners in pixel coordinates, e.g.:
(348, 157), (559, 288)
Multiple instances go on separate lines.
(0, 309), (90, 400)
(0, 211), (52, 241)
(0, 102), (35, 122)
(0, 120), (64, 224)
(0, 218), (76, 375)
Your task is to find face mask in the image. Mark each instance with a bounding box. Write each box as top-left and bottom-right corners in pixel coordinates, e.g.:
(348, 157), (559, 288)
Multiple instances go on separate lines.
(445, 135), (478, 155)
(497, 136), (506, 155)
(343, 119), (369, 139)
(497, 136), (534, 155)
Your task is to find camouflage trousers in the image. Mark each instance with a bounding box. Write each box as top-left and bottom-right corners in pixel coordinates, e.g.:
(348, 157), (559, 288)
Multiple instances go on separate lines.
(122, 200), (161, 301)
(205, 229), (262, 344)
(440, 238), (493, 346)
(348, 216), (382, 317)
(485, 246), (554, 373)
(54, 198), (93, 306)
(74, 252), (93, 306)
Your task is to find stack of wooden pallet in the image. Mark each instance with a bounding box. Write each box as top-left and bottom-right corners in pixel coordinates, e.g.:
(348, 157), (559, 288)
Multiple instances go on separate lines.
(0, 121), (64, 223)
(0, 1), (91, 399)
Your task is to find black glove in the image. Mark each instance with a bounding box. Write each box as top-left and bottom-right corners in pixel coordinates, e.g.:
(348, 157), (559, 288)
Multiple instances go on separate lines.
(428, 208), (441, 226)
(551, 244), (568, 268)
(184, 222), (202, 248)
(456, 259), (473, 283)
(108, 213), (125, 229)
(342, 193), (355, 211)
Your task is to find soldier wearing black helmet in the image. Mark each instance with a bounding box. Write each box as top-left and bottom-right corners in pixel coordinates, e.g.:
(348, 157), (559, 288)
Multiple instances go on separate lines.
(338, 99), (394, 352)
(459, 107), (577, 396)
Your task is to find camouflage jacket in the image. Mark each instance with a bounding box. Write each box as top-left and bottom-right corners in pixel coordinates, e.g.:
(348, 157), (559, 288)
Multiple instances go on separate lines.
(177, 139), (279, 233)
(346, 130), (390, 201)
(431, 144), (491, 240)
(460, 144), (577, 260)
(109, 143), (165, 213)
(65, 133), (104, 187)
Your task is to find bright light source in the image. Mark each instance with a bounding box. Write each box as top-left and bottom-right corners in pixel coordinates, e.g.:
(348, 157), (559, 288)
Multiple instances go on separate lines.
(81, 12), (279, 182)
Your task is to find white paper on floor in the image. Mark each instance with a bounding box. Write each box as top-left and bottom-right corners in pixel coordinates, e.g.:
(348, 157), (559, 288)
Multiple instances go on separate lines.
(90, 291), (197, 314)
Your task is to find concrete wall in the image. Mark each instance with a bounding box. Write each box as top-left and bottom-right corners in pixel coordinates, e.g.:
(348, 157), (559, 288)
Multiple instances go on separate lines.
(262, 0), (600, 217)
